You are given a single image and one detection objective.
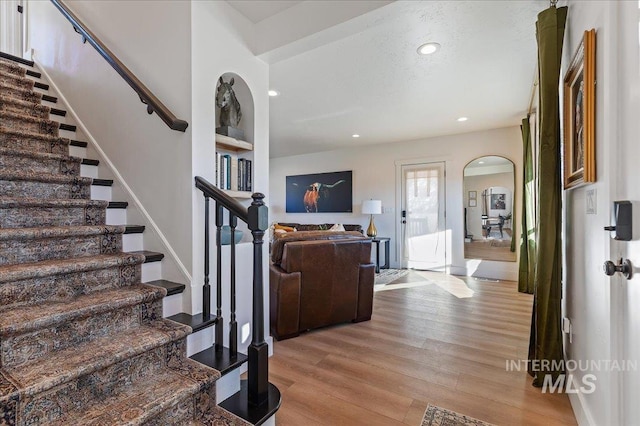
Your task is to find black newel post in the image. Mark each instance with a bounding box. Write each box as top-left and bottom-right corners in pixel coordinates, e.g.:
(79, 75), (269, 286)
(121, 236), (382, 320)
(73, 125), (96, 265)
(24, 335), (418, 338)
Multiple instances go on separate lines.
(229, 213), (238, 355)
(247, 192), (269, 406)
(215, 202), (224, 351)
(203, 196), (211, 319)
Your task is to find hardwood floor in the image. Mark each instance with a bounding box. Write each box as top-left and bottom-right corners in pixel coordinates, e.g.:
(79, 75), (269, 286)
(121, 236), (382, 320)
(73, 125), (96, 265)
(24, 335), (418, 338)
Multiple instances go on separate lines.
(268, 271), (576, 425)
(464, 239), (517, 262)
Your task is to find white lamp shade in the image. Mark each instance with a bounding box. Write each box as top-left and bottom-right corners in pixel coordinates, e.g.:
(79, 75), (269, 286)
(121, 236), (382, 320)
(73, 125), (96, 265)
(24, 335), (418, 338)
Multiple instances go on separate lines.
(362, 200), (382, 215)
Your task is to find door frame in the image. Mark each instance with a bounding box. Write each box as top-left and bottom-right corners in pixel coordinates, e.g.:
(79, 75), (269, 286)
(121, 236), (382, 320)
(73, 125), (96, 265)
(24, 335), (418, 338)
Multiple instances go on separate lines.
(395, 156), (449, 270)
(0, 0), (24, 57)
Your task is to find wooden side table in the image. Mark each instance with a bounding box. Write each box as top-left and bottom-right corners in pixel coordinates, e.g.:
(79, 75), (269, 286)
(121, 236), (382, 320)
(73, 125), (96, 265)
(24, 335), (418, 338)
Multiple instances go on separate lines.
(371, 237), (390, 273)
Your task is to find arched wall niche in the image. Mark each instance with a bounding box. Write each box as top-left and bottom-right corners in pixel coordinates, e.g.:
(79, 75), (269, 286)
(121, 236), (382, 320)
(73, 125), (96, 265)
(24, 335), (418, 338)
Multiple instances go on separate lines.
(215, 72), (255, 144)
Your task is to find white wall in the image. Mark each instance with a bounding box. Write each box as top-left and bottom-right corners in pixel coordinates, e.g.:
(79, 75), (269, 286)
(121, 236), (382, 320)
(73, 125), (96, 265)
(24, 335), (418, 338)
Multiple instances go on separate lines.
(27, 0), (193, 285)
(191, 1), (270, 346)
(562, 1), (618, 425)
(270, 126), (522, 281)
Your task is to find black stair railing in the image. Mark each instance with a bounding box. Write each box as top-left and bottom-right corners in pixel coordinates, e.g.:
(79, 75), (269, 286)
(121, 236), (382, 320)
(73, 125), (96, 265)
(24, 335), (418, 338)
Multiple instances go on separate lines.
(50, 0), (189, 131)
(195, 176), (271, 406)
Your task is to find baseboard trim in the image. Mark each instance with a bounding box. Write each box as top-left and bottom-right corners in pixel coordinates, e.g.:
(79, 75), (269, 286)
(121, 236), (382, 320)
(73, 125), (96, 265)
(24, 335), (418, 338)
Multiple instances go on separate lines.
(569, 391), (597, 426)
(33, 56), (192, 285)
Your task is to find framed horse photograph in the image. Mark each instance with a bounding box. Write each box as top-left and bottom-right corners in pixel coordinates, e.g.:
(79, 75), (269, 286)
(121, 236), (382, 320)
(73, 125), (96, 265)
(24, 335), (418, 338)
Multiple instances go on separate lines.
(286, 170), (353, 213)
(563, 29), (596, 189)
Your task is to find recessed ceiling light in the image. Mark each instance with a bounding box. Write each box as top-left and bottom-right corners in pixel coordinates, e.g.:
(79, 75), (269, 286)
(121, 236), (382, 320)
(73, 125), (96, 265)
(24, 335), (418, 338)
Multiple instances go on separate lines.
(479, 161), (485, 164)
(268, 90), (279, 97)
(352, 134), (360, 138)
(417, 42), (441, 55)
(457, 117), (468, 122)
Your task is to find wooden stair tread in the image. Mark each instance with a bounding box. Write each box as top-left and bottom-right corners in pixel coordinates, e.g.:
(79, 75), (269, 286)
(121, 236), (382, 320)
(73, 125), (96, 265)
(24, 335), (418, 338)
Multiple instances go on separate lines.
(0, 169), (92, 184)
(190, 346), (248, 376)
(124, 225), (145, 234)
(49, 363), (213, 426)
(50, 107), (67, 117)
(129, 250), (164, 263)
(4, 320), (191, 396)
(58, 123), (76, 132)
(0, 284), (164, 335)
(146, 279), (185, 296)
(0, 253), (145, 284)
(0, 51), (34, 67)
(42, 94), (57, 103)
(70, 139), (88, 148)
(81, 158), (99, 166)
(0, 224), (124, 241)
(0, 197), (107, 208)
(91, 178), (113, 186)
(167, 312), (218, 333)
(219, 381), (281, 426)
(26, 69), (41, 78)
(107, 201), (128, 209)
(0, 147), (80, 163)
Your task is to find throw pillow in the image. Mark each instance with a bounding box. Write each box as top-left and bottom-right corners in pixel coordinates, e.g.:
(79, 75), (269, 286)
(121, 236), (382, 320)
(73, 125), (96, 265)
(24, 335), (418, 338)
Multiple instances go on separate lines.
(329, 223), (345, 232)
(274, 224), (296, 232)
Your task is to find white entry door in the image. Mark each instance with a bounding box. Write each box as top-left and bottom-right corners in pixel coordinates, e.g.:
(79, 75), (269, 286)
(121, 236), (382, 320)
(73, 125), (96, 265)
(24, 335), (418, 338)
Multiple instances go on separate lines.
(564, 3), (640, 424)
(399, 162), (446, 270)
(0, 1), (23, 56)
(611, 2), (640, 423)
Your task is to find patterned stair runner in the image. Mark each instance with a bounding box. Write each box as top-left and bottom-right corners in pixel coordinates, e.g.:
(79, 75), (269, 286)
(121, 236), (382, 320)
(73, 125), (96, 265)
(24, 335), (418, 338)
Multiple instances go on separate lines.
(0, 57), (247, 425)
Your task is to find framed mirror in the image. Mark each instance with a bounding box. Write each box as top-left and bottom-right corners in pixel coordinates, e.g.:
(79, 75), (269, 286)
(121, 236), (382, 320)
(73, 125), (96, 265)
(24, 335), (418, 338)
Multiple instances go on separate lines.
(463, 156), (516, 262)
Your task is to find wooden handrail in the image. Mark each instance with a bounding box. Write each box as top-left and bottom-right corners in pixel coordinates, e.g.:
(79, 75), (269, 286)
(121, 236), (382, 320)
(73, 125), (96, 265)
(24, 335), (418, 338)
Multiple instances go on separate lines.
(195, 176), (248, 222)
(50, 0), (189, 132)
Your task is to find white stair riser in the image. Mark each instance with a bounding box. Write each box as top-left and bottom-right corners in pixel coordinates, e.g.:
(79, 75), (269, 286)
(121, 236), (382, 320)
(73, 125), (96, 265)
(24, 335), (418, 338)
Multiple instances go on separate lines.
(162, 294), (182, 318)
(80, 164), (99, 179)
(58, 128), (76, 138)
(106, 208), (127, 225)
(122, 233), (143, 252)
(216, 370), (241, 404)
(90, 185), (112, 201)
(69, 146), (86, 158)
(141, 261), (161, 282)
(186, 328), (214, 358)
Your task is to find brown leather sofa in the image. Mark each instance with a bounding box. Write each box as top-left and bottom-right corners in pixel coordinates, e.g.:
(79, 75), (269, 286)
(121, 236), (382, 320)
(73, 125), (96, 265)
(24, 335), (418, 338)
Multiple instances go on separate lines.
(269, 231), (375, 340)
(276, 222), (363, 233)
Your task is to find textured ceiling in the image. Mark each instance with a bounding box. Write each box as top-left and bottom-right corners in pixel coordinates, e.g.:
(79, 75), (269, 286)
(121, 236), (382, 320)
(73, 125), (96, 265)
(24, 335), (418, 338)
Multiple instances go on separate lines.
(264, 0), (543, 158)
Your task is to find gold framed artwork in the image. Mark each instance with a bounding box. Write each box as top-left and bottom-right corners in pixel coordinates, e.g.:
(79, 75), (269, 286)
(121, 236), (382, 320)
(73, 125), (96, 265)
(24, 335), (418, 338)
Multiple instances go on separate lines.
(468, 190), (477, 199)
(469, 199), (477, 207)
(563, 29), (596, 189)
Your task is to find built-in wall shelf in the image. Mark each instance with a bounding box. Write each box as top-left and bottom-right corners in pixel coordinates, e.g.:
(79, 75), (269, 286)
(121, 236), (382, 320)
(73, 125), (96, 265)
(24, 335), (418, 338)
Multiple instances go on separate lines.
(222, 189), (252, 199)
(215, 134), (253, 152)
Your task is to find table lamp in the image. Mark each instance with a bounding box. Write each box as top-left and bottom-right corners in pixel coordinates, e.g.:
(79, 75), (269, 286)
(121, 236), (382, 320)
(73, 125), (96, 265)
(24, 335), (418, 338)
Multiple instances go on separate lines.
(362, 199), (382, 237)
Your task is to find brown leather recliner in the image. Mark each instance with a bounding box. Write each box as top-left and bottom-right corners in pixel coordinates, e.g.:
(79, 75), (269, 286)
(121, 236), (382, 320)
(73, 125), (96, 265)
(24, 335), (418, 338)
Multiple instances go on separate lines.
(269, 231), (375, 340)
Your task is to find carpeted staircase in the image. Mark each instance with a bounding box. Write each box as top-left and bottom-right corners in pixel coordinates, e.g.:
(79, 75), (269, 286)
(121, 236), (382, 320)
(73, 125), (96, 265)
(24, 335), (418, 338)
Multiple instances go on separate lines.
(0, 54), (246, 425)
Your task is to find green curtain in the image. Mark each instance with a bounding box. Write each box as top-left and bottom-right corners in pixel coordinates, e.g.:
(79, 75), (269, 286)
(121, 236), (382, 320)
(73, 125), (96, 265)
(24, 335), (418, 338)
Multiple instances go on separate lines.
(528, 5), (567, 387)
(518, 117), (535, 293)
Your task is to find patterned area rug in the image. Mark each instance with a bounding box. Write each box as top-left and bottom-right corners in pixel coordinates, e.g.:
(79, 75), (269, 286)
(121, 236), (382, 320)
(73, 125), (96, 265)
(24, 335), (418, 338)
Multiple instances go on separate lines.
(422, 405), (495, 426)
(374, 268), (409, 286)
